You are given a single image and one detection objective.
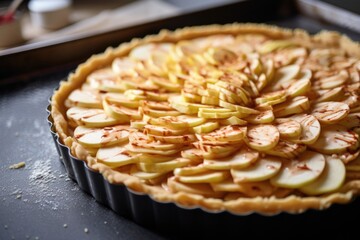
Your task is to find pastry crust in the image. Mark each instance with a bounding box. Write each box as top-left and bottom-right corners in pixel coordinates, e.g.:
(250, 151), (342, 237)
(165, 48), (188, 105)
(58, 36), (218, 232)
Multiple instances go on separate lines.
(51, 23), (360, 214)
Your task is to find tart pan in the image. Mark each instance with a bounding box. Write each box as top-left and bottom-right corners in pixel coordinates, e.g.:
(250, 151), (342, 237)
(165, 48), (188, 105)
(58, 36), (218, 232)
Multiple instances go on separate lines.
(46, 101), (360, 238)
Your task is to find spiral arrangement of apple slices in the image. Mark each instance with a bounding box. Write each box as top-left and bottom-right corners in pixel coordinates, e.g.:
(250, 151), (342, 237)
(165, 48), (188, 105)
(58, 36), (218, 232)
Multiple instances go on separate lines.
(65, 33), (360, 199)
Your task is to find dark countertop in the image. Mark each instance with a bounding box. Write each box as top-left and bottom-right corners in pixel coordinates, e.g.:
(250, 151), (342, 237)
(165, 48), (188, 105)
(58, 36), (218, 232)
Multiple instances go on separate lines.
(1, 2), (360, 239)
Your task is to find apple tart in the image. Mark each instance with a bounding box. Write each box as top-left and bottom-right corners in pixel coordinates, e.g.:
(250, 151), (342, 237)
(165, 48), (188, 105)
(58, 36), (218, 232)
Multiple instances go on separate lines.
(51, 23), (360, 214)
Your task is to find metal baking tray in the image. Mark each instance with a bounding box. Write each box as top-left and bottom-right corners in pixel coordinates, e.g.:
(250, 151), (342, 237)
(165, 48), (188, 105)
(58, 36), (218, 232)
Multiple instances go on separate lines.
(2, 0), (360, 239)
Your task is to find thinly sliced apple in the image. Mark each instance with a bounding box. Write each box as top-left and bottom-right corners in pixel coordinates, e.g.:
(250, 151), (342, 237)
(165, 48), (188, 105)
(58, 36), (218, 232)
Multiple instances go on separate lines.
(259, 40), (297, 54)
(273, 96), (310, 117)
(286, 76), (311, 97)
(300, 156), (345, 195)
(181, 148), (204, 162)
(74, 125), (130, 148)
(339, 113), (360, 129)
(198, 109), (245, 119)
(150, 76), (181, 92)
(274, 118), (301, 138)
(265, 64), (300, 92)
(231, 157), (282, 183)
(311, 102), (349, 124)
(97, 146), (138, 168)
(270, 151), (326, 188)
(71, 107), (119, 128)
(137, 154), (176, 163)
(111, 57), (137, 76)
(129, 43), (173, 61)
(290, 114), (321, 145)
(309, 125), (359, 154)
(193, 121), (219, 134)
(153, 115), (206, 129)
(138, 158), (191, 173)
(125, 144), (180, 156)
(167, 176), (224, 198)
(105, 93), (140, 109)
(149, 134), (197, 144)
(245, 124), (279, 151)
(130, 120), (146, 130)
(244, 109), (274, 124)
(176, 170), (230, 183)
(219, 116), (247, 126)
(204, 148), (259, 170)
(313, 70), (348, 89)
(174, 164), (209, 176)
(197, 125), (246, 142)
(265, 140), (306, 159)
(67, 89), (102, 108)
(219, 100), (260, 114)
(129, 132), (180, 151)
(87, 68), (124, 92)
(130, 165), (166, 180)
(143, 124), (186, 136)
(314, 87), (344, 103)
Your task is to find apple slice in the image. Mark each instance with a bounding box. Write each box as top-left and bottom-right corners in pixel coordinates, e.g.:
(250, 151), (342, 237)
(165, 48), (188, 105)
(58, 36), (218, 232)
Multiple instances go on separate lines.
(167, 176), (224, 198)
(299, 156), (345, 195)
(259, 40), (297, 54)
(244, 109), (274, 124)
(153, 115), (206, 129)
(141, 106), (181, 118)
(197, 125), (247, 142)
(138, 158), (191, 173)
(143, 125), (186, 136)
(150, 76), (181, 92)
(270, 151), (326, 188)
(286, 75), (311, 97)
(137, 154), (176, 163)
(309, 125), (359, 154)
(231, 157), (282, 183)
(193, 121), (219, 134)
(129, 132), (180, 151)
(313, 70), (348, 89)
(219, 116), (247, 126)
(314, 87), (344, 103)
(339, 113), (360, 129)
(87, 68), (124, 92)
(290, 114), (321, 145)
(273, 96), (310, 117)
(174, 164), (209, 176)
(74, 125), (130, 148)
(265, 140), (306, 159)
(67, 89), (102, 108)
(105, 93), (140, 109)
(111, 57), (137, 76)
(130, 120), (146, 130)
(264, 64), (300, 92)
(68, 107), (123, 128)
(181, 148), (204, 162)
(274, 118), (301, 138)
(149, 134), (197, 145)
(219, 100), (260, 114)
(176, 170), (230, 183)
(129, 43), (173, 61)
(125, 144), (180, 156)
(311, 102), (349, 124)
(245, 124), (279, 151)
(97, 146), (138, 168)
(204, 148), (259, 170)
(130, 165), (166, 180)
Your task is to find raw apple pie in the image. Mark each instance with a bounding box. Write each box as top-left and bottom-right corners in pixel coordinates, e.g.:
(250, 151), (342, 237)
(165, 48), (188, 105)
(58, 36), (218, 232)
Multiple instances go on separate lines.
(51, 24), (360, 214)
